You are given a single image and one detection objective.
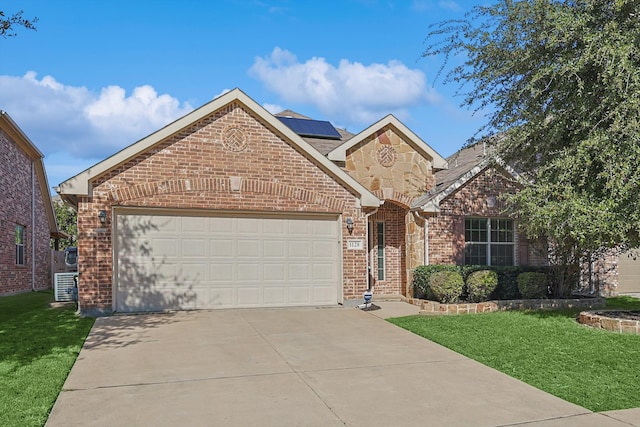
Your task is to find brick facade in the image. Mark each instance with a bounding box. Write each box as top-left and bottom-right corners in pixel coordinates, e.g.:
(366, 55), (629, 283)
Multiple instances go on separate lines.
(76, 102), (370, 312)
(0, 129), (51, 294)
(427, 166), (545, 266)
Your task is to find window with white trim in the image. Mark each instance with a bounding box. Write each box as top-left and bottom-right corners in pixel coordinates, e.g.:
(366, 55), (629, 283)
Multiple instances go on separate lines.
(376, 221), (385, 280)
(15, 225), (25, 265)
(464, 218), (514, 266)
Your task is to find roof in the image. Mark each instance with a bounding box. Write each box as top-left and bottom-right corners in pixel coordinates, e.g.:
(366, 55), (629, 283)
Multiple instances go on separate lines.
(57, 88), (381, 208)
(411, 141), (519, 212)
(326, 114), (448, 171)
(275, 111), (354, 156)
(0, 111), (63, 238)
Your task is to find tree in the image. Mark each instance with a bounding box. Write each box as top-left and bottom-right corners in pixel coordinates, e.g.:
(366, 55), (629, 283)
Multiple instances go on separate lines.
(53, 200), (77, 250)
(423, 1), (640, 294)
(1, 10), (38, 38)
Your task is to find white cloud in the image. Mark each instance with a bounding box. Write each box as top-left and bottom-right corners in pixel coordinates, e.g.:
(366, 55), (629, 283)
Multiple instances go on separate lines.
(0, 72), (193, 159)
(249, 47), (440, 125)
(262, 103), (284, 114)
(438, 1), (461, 12)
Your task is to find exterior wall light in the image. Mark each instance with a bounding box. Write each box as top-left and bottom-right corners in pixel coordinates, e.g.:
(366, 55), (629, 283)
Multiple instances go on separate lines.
(98, 210), (108, 225)
(346, 217), (354, 235)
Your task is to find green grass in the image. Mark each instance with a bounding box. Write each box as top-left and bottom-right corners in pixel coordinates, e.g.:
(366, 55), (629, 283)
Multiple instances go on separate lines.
(388, 297), (640, 412)
(0, 291), (94, 427)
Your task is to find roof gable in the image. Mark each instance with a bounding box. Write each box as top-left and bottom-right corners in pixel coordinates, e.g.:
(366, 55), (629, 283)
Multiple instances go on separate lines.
(411, 142), (521, 212)
(0, 111), (62, 237)
(327, 114), (448, 171)
(57, 88), (380, 208)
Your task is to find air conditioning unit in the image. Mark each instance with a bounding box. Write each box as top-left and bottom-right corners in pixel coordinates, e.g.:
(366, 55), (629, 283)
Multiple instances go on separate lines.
(54, 272), (78, 302)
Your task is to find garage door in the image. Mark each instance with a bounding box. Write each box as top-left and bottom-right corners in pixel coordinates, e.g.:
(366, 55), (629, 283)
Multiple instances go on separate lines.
(618, 249), (640, 294)
(115, 212), (341, 312)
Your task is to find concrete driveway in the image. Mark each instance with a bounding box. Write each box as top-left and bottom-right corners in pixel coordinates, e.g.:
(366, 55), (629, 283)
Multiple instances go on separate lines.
(47, 302), (639, 427)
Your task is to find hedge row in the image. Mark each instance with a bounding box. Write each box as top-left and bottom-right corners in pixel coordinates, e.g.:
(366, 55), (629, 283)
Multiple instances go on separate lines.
(413, 264), (553, 303)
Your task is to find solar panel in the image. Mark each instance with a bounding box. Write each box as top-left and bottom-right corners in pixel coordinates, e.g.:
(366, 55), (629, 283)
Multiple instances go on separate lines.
(277, 116), (342, 140)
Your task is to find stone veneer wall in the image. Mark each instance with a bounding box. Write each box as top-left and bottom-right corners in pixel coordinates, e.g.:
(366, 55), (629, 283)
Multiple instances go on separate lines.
(344, 126), (435, 198)
(343, 125), (435, 297)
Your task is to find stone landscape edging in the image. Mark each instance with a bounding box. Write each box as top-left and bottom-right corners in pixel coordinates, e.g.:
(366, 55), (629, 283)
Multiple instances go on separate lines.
(400, 296), (606, 316)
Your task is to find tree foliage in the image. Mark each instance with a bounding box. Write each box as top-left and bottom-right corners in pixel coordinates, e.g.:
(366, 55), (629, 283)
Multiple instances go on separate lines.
(423, 1), (640, 266)
(1, 10), (38, 38)
(53, 201), (77, 250)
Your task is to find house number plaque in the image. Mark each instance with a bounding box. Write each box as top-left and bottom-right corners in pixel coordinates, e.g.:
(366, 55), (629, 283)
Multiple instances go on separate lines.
(347, 240), (364, 250)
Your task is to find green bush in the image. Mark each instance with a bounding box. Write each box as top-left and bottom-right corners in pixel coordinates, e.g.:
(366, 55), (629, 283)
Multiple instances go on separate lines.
(465, 270), (499, 302)
(517, 272), (549, 299)
(413, 265), (459, 299)
(429, 270), (464, 303)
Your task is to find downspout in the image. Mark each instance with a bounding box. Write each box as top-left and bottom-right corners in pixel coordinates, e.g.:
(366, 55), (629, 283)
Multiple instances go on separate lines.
(364, 206), (381, 292)
(31, 161), (36, 291)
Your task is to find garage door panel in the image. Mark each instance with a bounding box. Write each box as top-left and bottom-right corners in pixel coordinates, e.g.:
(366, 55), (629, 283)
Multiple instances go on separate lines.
(237, 287), (261, 305)
(211, 240), (233, 257)
(263, 240), (286, 258)
(313, 264), (335, 280)
(288, 241), (310, 258)
(182, 216), (206, 233)
(210, 263), (234, 281)
(237, 218), (260, 234)
(237, 240), (261, 257)
(289, 264), (310, 280)
(237, 264), (260, 281)
(116, 213), (340, 311)
(264, 264), (285, 281)
(182, 239), (207, 258)
(264, 287), (286, 305)
(289, 287), (311, 304)
(151, 238), (178, 257)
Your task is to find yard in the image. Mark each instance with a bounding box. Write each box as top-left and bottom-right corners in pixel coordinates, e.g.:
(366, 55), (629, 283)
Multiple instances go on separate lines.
(1, 291), (638, 425)
(0, 291), (94, 427)
(388, 296), (640, 412)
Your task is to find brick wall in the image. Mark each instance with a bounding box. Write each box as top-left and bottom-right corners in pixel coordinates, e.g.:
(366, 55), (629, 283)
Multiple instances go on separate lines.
(427, 166), (542, 266)
(0, 129), (51, 294)
(77, 102), (369, 312)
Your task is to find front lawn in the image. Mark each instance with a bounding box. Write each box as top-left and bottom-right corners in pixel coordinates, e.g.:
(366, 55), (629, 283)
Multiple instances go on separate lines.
(388, 297), (640, 412)
(0, 291), (94, 427)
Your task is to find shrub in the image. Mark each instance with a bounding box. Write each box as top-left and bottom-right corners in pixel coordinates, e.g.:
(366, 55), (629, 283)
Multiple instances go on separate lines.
(465, 270), (499, 302)
(517, 272), (549, 299)
(413, 265), (459, 299)
(429, 270), (464, 303)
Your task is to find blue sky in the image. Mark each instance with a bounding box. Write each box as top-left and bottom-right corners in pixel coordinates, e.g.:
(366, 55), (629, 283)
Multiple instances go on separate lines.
(1, 0), (487, 190)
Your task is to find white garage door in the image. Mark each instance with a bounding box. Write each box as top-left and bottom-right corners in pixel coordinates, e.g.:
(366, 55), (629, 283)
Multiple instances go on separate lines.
(115, 212), (341, 312)
(618, 249), (640, 294)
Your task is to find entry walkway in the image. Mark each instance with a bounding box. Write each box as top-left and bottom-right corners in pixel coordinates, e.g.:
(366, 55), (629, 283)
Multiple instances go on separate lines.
(47, 302), (639, 426)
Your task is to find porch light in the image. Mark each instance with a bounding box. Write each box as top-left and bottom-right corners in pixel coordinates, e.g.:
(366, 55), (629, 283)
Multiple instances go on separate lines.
(98, 210), (108, 225)
(346, 217), (354, 235)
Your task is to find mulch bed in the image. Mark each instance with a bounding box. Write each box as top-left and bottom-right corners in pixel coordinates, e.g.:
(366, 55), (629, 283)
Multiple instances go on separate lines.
(593, 311), (640, 321)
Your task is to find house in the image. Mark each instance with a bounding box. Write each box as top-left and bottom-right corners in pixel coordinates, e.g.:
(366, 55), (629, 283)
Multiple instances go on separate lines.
(0, 111), (63, 295)
(54, 89), (554, 315)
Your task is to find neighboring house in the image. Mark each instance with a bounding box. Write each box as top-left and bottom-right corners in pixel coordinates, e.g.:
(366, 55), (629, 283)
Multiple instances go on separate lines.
(0, 111), (63, 295)
(52, 89), (569, 315)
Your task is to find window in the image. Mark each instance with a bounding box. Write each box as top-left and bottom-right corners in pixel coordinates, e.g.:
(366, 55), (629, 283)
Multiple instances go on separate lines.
(376, 222), (385, 280)
(15, 225), (25, 265)
(464, 218), (514, 266)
